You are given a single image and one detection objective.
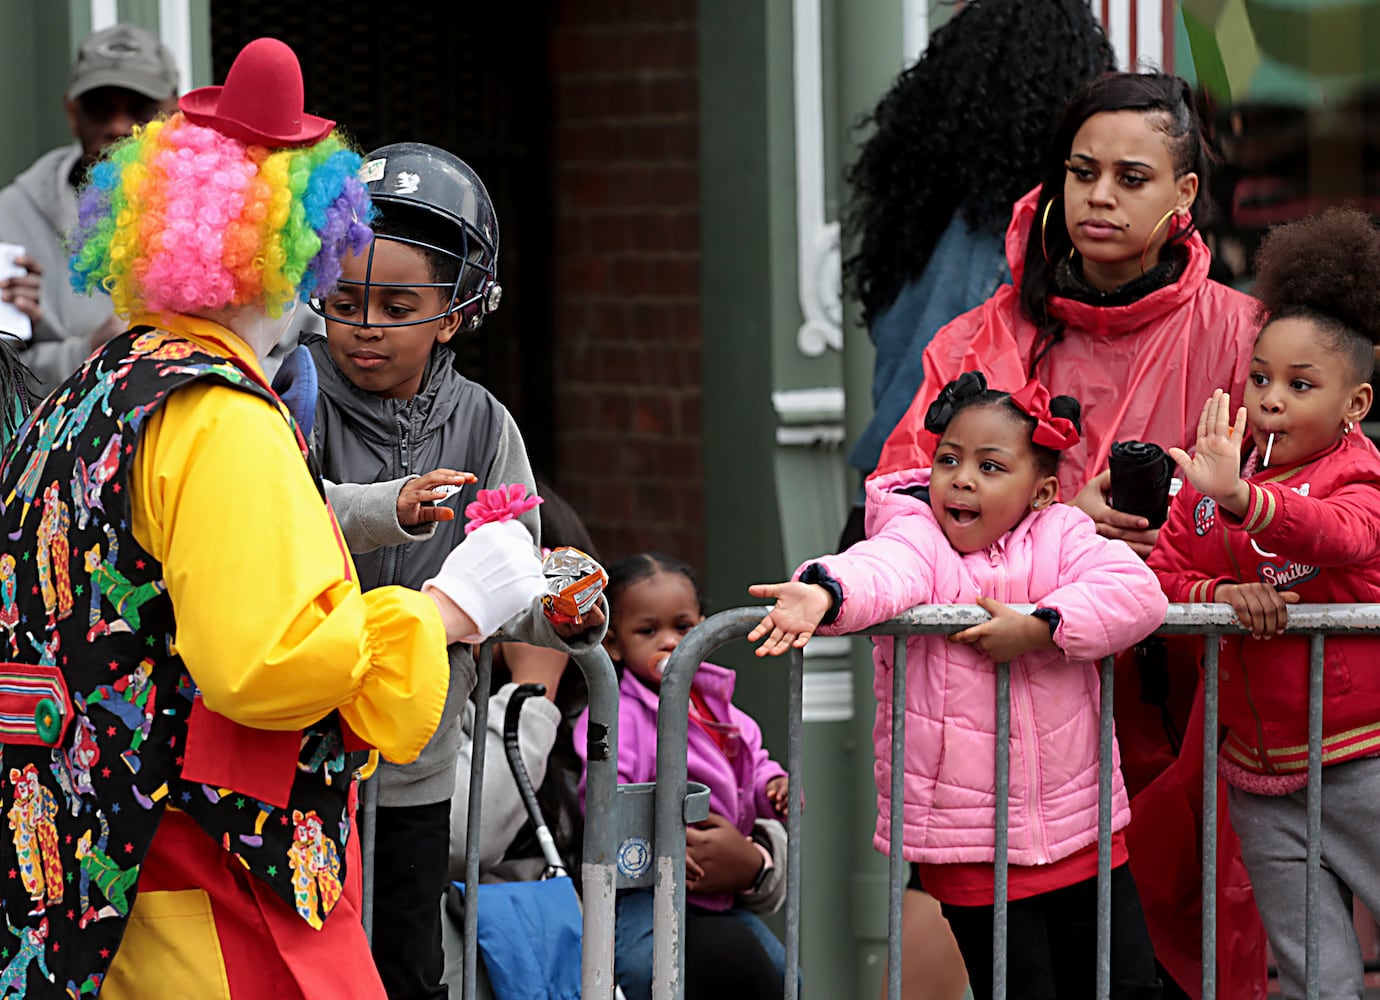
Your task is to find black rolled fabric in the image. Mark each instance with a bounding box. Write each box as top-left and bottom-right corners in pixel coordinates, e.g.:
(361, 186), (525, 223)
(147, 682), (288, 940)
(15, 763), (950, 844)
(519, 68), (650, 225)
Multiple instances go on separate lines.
(1108, 440), (1174, 528)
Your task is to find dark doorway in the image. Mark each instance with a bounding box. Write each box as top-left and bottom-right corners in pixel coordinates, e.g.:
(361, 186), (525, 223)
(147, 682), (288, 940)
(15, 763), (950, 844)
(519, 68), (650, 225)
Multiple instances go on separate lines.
(209, 2), (555, 473)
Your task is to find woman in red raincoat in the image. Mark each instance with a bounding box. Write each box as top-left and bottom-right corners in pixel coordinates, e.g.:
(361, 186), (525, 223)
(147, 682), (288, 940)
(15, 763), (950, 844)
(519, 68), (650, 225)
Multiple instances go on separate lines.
(877, 71), (1267, 1000)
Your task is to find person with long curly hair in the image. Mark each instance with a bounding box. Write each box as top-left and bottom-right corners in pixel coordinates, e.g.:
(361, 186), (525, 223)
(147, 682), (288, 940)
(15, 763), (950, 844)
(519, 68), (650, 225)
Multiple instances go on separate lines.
(1150, 207), (1380, 999)
(843, 0), (1115, 500)
(875, 71), (1271, 999)
(0, 37), (544, 997)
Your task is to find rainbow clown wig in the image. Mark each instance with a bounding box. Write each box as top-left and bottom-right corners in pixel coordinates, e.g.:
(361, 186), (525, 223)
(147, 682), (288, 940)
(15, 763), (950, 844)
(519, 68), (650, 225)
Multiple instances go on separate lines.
(69, 112), (374, 318)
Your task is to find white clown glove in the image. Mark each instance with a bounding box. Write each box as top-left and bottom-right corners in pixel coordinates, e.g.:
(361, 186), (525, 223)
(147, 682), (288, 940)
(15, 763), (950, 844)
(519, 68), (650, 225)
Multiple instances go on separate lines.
(422, 520), (546, 641)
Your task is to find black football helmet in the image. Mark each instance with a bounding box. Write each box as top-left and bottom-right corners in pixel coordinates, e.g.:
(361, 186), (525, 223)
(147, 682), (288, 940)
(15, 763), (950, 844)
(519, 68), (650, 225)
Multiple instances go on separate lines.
(314, 142), (502, 330)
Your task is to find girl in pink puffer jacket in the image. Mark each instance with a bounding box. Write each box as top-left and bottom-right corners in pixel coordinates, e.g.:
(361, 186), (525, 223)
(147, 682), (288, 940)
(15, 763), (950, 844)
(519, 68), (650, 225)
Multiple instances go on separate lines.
(751, 372), (1167, 1000)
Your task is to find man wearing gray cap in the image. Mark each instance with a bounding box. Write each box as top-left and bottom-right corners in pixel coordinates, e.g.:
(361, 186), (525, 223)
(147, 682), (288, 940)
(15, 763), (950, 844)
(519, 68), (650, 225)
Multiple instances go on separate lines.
(0, 23), (178, 395)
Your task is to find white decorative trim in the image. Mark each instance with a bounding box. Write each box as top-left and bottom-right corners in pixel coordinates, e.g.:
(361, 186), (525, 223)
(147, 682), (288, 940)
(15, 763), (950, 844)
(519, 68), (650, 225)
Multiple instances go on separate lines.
(1097, 0), (1166, 73)
(771, 387), (845, 422)
(902, 0), (929, 66)
(772, 387), (845, 446)
(791, 0), (842, 357)
(775, 425), (846, 447)
(1105, 1), (1131, 71)
(90, 0), (118, 31)
(802, 670), (854, 722)
(1136, 0), (1165, 71)
(158, 0), (194, 95)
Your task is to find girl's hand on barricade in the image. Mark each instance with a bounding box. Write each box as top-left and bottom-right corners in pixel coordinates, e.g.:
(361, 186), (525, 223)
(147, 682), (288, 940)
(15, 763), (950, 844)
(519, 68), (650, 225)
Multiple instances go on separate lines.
(1071, 470), (1159, 559)
(950, 597), (1057, 662)
(1168, 390), (1251, 516)
(398, 469), (477, 527)
(685, 813), (762, 895)
(766, 775), (788, 817)
(747, 582), (831, 656)
(1215, 582), (1299, 638)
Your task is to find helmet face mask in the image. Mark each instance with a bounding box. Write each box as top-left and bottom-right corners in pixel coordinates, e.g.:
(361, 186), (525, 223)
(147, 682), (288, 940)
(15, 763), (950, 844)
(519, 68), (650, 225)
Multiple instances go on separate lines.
(312, 230), (494, 330)
(312, 142), (502, 331)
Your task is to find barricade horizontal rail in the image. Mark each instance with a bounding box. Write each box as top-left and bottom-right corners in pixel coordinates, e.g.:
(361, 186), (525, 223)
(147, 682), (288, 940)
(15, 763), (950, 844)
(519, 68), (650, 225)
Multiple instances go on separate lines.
(651, 603), (1380, 1000)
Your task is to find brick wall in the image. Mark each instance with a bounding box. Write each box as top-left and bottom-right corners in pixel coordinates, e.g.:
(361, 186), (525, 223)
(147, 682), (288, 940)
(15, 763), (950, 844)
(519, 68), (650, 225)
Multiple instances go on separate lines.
(548, 1), (704, 572)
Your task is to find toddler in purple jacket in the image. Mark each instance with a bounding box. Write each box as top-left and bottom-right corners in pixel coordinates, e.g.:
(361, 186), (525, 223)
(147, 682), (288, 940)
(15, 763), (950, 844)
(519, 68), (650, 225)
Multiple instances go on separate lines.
(576, 552), (789, 1000)
(752, 373), (1166, 1000)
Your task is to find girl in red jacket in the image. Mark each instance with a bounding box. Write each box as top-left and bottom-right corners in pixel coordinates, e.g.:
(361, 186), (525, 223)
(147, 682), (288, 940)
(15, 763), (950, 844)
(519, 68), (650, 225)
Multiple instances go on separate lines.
(1149, 207), (1380, 999)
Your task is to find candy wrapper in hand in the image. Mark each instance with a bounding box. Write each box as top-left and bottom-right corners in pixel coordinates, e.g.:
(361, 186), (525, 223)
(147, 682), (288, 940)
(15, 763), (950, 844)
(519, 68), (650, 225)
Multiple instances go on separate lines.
(542, 546), (608, 625)
(1108, 440), (1174, 529)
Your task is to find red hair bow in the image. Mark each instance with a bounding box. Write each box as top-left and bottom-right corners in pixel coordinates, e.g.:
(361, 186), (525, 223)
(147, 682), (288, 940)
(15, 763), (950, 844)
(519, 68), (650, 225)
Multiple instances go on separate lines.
(1009, 379), (1080, 450)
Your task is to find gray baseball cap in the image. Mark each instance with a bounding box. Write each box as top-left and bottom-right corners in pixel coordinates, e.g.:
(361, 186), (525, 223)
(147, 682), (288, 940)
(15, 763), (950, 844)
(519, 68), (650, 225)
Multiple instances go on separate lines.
(68, 23), (179, 101)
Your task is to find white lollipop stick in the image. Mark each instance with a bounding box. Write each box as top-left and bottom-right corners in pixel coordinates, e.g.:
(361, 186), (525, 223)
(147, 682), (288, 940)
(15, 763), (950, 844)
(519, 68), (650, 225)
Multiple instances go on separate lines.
(1263, 433), (1275, 468)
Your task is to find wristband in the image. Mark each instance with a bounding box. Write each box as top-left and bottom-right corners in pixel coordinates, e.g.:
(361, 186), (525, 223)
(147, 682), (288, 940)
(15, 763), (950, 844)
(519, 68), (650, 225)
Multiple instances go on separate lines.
(1031, 607), (1061, 635)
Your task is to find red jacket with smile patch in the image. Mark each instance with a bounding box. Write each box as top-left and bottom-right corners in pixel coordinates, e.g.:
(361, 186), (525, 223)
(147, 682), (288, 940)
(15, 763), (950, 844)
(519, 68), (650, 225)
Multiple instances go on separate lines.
(1149, 432), (1380, 785)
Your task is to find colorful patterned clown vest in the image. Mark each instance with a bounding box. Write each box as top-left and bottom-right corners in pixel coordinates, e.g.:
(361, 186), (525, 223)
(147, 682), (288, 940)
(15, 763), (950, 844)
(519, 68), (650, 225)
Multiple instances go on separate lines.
(0, 328), (361, 996)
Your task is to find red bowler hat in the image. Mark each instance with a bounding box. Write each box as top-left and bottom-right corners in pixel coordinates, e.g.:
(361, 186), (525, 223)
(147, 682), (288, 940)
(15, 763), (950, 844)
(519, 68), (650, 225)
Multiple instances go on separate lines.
(178, 37), (333, 148)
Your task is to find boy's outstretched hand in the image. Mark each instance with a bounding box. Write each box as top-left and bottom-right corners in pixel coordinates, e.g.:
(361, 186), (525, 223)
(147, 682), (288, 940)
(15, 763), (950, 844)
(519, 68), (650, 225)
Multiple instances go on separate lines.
(398, 469), (476, 527)
(950, 596), (1056, 662)
(747, 582), (833, 656)
(1215, 582), (1300, 638)
(766, 775), (789, 817)
(1167, 389), (1251, 516)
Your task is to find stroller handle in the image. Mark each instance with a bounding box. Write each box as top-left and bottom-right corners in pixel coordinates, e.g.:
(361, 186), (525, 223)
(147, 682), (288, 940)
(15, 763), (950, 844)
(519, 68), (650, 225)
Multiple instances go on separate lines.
(503, 682), (568, 878)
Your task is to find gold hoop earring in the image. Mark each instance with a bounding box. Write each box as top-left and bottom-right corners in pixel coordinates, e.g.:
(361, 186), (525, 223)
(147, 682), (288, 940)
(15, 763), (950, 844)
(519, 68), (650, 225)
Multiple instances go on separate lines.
(1040, 196), (1064, 264)
(1140, 209), (1179, 275)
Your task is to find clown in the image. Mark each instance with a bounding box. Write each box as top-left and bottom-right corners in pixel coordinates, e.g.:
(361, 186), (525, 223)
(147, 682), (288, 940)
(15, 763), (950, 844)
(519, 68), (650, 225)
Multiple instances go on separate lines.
(0, 36), (544, 999)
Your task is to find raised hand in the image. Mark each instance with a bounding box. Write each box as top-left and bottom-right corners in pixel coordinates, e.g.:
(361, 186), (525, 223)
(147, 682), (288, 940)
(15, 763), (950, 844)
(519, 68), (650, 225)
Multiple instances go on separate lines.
(397, 469), (476, 527)
(746, 581), (833, 657)
(949, 596), (1056, 662)
(1167, 390), (1250, 513)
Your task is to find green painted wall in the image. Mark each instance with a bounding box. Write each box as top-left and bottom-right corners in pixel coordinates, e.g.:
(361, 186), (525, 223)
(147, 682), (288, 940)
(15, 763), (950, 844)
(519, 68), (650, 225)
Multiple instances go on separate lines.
(700, 1), (974, 995)
(699, 0), (928, 995)
(0, 4), (76, 186)
(0, 1), (211, 190)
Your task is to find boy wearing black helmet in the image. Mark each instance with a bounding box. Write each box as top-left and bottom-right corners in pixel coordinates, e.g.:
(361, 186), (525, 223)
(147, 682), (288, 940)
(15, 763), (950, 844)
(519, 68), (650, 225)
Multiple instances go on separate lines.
(307, 142), (606, 999)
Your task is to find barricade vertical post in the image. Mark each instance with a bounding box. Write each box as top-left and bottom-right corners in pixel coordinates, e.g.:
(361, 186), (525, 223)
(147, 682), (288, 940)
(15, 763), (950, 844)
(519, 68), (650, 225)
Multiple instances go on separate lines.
(1202, 637), (1219, 1000)
(576, 644), (623, 999)
(652, 630), (700, 1000)
(1096, 656), (1114, 1000)
(1305, 634), (1324, 1000)
(784, 646), (804, 1000)
(460, 643), (495, 1000)
(886, 637), (907, 1000)
(994, 660), (1010, 1000)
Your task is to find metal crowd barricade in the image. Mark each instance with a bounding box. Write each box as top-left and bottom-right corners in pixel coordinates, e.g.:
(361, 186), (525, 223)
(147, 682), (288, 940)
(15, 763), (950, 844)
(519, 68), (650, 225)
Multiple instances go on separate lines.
(360, 636), (631, 1000)
(649, 602), (1380, 1000)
